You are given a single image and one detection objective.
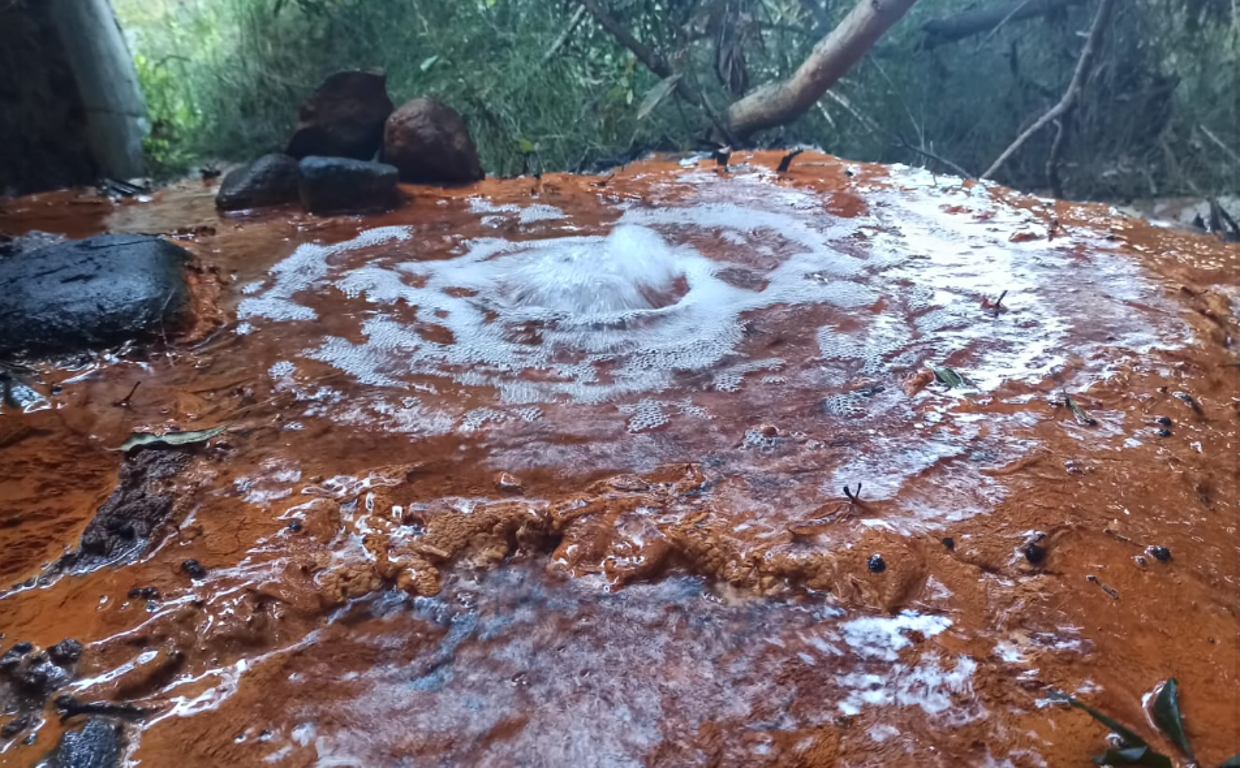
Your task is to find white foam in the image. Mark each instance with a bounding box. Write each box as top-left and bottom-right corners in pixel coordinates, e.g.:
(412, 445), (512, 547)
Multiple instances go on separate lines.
(240, 213), (871, 404)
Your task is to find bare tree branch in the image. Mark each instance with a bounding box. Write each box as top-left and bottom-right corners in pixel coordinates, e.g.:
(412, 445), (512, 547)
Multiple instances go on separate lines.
(921, 0), (1087, 49)
(982, 0), (1117, 182)
(542, 3), (587, 65)
(722, 0), (921, 140)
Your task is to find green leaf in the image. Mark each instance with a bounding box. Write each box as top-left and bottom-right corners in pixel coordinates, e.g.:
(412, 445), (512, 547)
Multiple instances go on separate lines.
(1151, 679), (1195, 761)
(419, 54), (440, 72)
(1049, 690), (1148, 749)
(1218, 753), (1240, 767)
(927, 363), (969, 389)
(636, 74), (681, 120)
(1091, 746), (1173, 767)
(113, 425), (227, 452)
(1065, 392), (1099, 426)
(517, 138), (536, 154)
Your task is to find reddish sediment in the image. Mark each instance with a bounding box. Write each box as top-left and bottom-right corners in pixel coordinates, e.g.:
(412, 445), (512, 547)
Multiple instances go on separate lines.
(0, 152), (1237, 766)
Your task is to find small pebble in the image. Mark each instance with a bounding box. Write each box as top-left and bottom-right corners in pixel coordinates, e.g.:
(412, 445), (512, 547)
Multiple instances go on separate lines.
(494, 472), (523, 492)
(1155, 428), (1172, 438)
(127, 586), (160, 601)
(941, 537), (955, 551)
(867, 554), (887, 574)
(287, 520), (303, 533)
(1154, 416), (1172, 427)
(1022, 542), (1047, 565)
(1147, 545), (1171, 562)
(181, 559), (207, 579)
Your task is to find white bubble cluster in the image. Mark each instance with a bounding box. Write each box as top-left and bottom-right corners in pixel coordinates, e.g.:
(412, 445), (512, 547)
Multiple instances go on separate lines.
(239, 202), (871, 405)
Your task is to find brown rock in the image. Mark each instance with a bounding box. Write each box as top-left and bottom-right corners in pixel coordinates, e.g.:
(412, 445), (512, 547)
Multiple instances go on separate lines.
(286, 70), (394, 161)
(297, 156), (400, 216)
(383, 98), (484, 185)
(215, 154), (299, 210)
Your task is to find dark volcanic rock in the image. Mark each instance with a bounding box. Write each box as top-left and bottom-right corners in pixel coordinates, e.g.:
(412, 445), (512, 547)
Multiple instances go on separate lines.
(383, 98), (484, 185)
(286, 70), (394, 161)
(59, 449), (193, 573)
(298, 156), (400, 216)
(215, 153), (300, 211)
(0, 230), (64, 258)
(48, 639), (83, 666)
(46, 719), (121, 768)
(0, 235), (190, 356)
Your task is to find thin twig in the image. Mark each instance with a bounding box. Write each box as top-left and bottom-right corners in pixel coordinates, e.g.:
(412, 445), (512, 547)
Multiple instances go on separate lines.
(1198, 124), (1240, 168)
(980, 0), (1037, 46)
(542, 4), (587, 65)
(825, 91), (973, 177)
(982, 0), (1118, 181)
(578, 0), (740, 145)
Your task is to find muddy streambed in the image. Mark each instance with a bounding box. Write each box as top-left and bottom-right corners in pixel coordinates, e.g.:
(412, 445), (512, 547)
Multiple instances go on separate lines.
(0, 152), (1237, 767)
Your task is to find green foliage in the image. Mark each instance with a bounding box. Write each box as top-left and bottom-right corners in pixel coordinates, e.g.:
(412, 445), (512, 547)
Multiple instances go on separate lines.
(114, 0), (1238, 200)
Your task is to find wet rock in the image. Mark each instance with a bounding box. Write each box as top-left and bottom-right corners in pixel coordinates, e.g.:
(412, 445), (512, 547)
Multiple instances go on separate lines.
(181, 559), (207, 579)
(297, 156), (400, 216)
(215, 154), (300, 211)
(126, 586), (160, 602)
(48, 639), (83, 666)
(286, 70), (394, 161)
(1, 712), (37, 738)
(45, 718), (121, 768)
(0, 230), (63, 257)
(383, 98), (484, 185)
(1, 642), (32, 667)
(58, 450), (192, 574)
(867, 554), (887, 574)
(0, 235), (190, 356)
(941, 537), (955, 551)
(1022, 541), (1047, 565)
(1148, 545), (1172, 562)
(1, 645), (71, 698)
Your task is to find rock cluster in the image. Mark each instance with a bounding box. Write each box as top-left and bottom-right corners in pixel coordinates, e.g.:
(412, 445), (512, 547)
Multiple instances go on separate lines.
(215, 69), (483, 215)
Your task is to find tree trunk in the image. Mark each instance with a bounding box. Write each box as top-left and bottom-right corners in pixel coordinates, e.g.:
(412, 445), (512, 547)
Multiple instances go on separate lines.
(50, 0), (148, 179)
(721, 0), (921, 141)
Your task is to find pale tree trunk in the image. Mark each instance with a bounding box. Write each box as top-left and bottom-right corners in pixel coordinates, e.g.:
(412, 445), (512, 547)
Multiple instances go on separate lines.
(722, 0), (921, 141)
(50, 0), (148, 179)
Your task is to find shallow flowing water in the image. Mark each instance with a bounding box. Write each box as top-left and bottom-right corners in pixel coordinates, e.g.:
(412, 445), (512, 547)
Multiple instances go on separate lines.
(1, 152), (1237, 766)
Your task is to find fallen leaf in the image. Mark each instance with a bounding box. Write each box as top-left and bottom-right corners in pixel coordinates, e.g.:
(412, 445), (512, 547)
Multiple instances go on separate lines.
(1065, 392), (1099, 426)
(1151, 678), (1195, 761)
(637, 74), (682, 121)
(113, 425), (227, 452)
(1091, 746), (1172, 767)
(1049, 690), (1149, 750)
(927, 363), (969, 389)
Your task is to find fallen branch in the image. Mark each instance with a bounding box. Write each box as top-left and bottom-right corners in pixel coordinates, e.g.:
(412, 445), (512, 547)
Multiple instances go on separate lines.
(982, 0), (1117, 182)
(722, 0), (921, 140)
(921, 0), (1087, 48)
